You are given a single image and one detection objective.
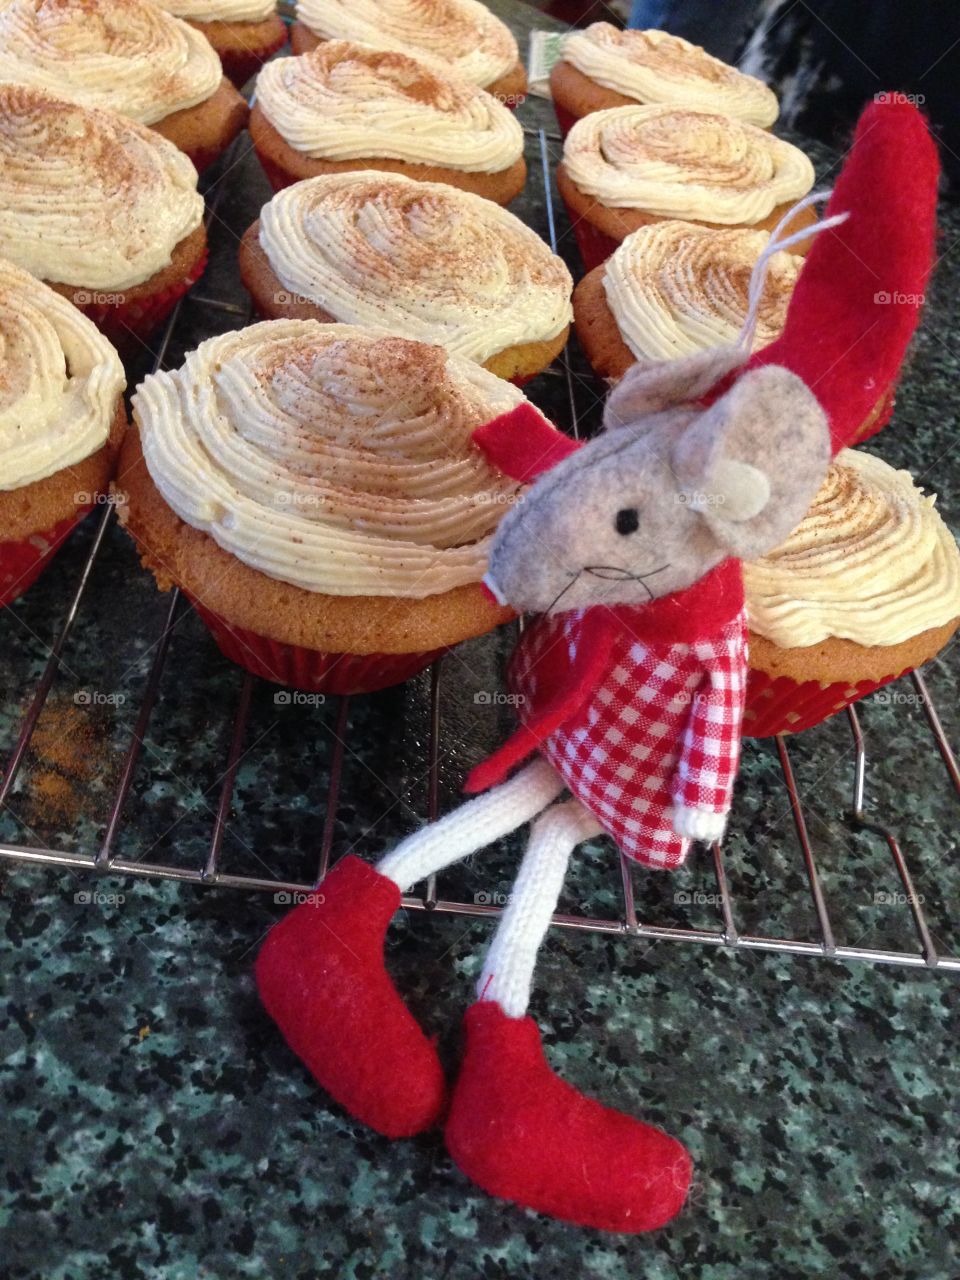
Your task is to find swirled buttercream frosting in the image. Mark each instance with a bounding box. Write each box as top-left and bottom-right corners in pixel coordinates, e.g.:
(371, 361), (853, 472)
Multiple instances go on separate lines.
(603, 220), (801, 362)
(295, 0), (517, 87)
(256, 43), (523, 172)
(0, 257), (125, 490)
(132, 321), (539, 596)
(744, 450), (960, 648)
(563, 105), (814, 221)
(0, 0), (222, 125)
(156, 0), (277, 21)
(561, 23), (778, 126)
(257, 173), (572, 362)
(0, 85), (204, 290)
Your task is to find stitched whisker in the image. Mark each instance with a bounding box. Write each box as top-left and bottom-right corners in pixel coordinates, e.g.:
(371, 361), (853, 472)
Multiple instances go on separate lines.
(583, 565), (636, 580)
(584, 563), (672, 601)
(584, 562), (671, 581)
(545, 569), (583, 614)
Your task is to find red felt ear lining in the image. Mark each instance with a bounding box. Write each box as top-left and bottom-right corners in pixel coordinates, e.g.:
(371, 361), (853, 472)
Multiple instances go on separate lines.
(472, 404), (583, 483)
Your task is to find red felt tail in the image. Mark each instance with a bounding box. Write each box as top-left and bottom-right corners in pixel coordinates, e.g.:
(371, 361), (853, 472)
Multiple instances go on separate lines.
(743, 97), (940, 454)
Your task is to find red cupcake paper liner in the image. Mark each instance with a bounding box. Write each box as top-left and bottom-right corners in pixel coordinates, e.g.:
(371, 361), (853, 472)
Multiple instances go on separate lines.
(742, 664), (917, 737)
(0, 509), (89, 609)
(556, 188), (621, 273)
(219, 29), (288, 90)
(255, 148), (297, 193)
(69, 245), (209, 353)
(552, 101), (580, 140)
(189, 598), (448, 694)
(185, 146), (223, 175)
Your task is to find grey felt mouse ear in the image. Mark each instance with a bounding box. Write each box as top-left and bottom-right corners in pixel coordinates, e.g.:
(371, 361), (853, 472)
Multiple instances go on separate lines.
(671, 365), (830, 560)
(602, 345), (749, 431)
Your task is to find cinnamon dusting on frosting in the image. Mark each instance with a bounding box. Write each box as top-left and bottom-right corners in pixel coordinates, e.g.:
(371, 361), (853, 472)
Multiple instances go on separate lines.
(0, 84), (204, 289)
(295, 0), (517, 87)
(132, 321), (542, 596)
(255, 41), (523, 172)
(563, 104), (814, 221)
(0, 255), (125, 490)
(0, 0), (222, 125)
(562, 23), (778, 125)
(603, 220), (800, 361)
(257, 171), (571, 361)
(745, 450), (960, 648)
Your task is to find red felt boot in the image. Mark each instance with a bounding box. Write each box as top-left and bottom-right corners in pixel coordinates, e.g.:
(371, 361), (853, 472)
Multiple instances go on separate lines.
(255, 855), (446, 1138)
(446, 1001), (692, 1232)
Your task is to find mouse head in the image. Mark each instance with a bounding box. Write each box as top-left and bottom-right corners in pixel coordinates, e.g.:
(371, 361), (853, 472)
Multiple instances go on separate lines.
(483, 346), (830, 615)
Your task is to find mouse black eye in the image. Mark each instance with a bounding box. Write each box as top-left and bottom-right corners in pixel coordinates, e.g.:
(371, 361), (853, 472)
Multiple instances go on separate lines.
(614, 507), (639, 536)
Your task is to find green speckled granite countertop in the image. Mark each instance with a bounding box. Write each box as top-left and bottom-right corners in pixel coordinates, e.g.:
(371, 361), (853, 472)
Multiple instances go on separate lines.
(2, 5), (960, 1277)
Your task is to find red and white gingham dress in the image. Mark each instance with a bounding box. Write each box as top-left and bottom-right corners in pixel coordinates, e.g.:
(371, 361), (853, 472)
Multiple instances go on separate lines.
(468, 562), (748, 869)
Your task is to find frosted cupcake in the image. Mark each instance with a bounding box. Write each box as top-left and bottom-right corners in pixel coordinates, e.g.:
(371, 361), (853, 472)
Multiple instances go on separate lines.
(238, 173), (572, 383)
(0, 0), (249, 171)
(250, 43), (526, 205)
(153, 0), (287, 87)
(743, 450), (960, 736)
(551, 24), (778, 137)
(558, 104), (816, 271)
(116, 322), (547, 694)
(0, 258), (126, 607)
(291, 0), (527, 105)
(0, 85), (207, 349)
(574, 220), (802, 381)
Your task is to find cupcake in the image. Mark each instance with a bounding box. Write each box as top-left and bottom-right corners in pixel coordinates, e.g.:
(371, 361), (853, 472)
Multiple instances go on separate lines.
(238, 172), (572, 383)
(291, 0), (527, 106)
(115, 322), (548, 695)
(153, 0), (287, 87)
(743, 449), (960, 737)
(0, 0), (249, 171)
(250, 43), (526, 205)
(0, 258), (126, 608)
(558, 105), (816, 271)
(574, 220), (802, 382)
(550, 23), (778, 138)
(0, 85), (208, 351)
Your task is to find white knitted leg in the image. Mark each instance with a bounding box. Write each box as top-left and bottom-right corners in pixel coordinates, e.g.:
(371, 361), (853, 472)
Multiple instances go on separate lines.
(477, 798), (603, 1018)
(377, 759), (564, 893)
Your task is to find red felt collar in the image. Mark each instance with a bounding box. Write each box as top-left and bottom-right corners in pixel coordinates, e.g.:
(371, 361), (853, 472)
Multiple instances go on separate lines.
(582, 559), (745, 647)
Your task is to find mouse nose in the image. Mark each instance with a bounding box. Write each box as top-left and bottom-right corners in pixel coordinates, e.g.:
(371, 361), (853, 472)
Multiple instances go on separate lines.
(481, 572), (508, 606)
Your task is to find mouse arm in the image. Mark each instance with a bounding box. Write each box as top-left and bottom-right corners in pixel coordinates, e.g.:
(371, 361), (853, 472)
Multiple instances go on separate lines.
(730, 97), (939, 454)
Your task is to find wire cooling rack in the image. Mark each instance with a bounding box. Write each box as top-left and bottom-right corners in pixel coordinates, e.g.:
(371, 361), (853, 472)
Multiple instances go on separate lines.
(1, 122), (958, 974)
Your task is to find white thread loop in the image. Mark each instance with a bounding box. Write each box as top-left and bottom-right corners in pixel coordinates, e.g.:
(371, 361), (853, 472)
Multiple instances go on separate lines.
(736, 187), (850, 356)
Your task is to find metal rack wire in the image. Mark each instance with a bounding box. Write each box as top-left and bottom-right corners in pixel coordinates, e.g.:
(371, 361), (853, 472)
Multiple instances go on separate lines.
(1, 126), (958, 975)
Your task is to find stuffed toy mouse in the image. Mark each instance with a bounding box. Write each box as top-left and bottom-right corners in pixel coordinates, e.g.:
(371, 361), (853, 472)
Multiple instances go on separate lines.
(255, 99), (938, 1233)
